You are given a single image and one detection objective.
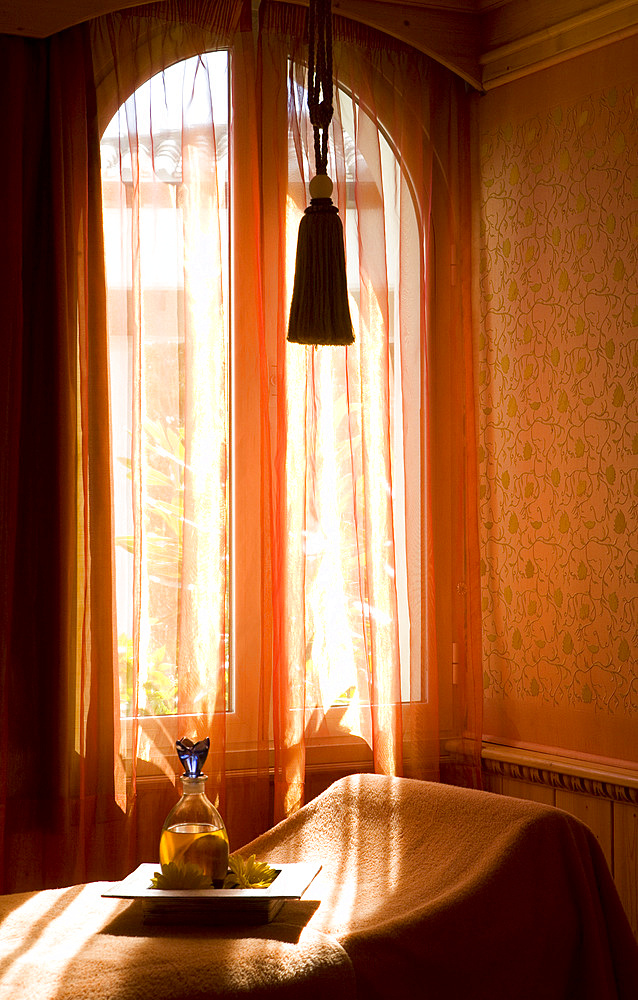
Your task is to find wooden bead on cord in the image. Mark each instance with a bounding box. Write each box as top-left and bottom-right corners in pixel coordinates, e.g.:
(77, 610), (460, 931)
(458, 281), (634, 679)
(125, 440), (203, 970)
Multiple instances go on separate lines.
(309, 174), (334, 200)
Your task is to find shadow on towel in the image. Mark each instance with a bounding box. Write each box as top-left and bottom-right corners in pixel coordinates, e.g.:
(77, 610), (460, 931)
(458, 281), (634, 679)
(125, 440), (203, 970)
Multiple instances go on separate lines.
(99, 897), (321, 943)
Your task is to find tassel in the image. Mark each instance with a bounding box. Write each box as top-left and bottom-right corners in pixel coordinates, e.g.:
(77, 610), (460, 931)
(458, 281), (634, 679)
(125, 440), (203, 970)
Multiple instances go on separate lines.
(287, 174), (354, 346)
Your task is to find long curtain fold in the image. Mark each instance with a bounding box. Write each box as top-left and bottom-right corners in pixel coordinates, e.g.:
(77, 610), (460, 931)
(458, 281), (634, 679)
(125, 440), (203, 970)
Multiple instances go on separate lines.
(0, 0), (482, 894)
(260, 3), (483, 813)
(92, 0), (272, 861)
(0, 25), (121, 893)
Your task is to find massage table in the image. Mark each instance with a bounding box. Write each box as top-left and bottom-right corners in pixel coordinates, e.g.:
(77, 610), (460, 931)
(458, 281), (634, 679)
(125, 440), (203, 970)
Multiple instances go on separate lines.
(1, 773), (637, 999)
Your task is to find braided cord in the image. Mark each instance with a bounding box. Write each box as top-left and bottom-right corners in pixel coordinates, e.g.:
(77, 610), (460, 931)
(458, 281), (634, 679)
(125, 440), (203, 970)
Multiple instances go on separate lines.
(307, 0), (333, 176)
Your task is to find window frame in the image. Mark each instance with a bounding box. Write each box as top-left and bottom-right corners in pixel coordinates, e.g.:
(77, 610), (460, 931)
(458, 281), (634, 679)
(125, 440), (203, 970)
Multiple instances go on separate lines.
(101, 36), (428, 778)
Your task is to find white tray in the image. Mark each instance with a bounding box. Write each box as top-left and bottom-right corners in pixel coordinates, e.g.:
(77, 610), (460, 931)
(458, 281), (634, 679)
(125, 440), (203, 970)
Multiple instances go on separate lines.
(102, 861), (322, 924)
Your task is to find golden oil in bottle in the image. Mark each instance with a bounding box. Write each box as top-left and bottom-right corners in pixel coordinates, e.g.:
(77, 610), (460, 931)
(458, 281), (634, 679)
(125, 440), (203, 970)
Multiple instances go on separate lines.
(160, 822), (229, 885)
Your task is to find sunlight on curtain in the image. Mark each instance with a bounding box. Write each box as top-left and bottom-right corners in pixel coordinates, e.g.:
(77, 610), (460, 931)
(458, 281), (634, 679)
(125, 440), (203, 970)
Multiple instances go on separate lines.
(102, 50), (231, 784)
(94, 0), (481, 863)
(263, 2), (482, 812)
(262, 6), (441, 817)
(283, 75), (414, 753)
(94, 2), (273, 858)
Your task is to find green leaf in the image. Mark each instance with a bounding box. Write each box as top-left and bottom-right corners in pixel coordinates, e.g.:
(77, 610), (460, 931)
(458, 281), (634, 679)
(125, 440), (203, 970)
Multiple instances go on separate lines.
(612, 384), (625, 407)
(115, 535), (135, 555)
(143, 467), (176, 488)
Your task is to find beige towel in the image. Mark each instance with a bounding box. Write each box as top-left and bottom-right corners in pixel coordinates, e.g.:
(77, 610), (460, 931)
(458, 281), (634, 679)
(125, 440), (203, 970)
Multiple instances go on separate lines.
(0, 880), (354, 999)
(243, 774), (638, 1000)
(1, 774), (636, 999)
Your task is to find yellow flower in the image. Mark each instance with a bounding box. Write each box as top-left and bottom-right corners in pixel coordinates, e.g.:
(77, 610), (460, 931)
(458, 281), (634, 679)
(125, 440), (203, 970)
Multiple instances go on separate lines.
(224, 854), (278, 889)
(149, 861), (212, 889)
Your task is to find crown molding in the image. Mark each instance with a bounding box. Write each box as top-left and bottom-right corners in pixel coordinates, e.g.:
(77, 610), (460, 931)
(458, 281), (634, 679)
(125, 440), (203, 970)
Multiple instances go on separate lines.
(480, 0), (638, 88)
(2, 1), (637, 95)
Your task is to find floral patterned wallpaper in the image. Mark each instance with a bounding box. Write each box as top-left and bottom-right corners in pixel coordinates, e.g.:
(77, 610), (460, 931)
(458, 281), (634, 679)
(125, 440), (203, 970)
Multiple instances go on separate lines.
(477, 42), (638, 766)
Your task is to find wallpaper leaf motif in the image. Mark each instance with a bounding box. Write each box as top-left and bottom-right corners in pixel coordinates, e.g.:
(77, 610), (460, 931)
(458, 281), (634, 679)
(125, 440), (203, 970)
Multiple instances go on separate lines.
(478, 82), (637, 756)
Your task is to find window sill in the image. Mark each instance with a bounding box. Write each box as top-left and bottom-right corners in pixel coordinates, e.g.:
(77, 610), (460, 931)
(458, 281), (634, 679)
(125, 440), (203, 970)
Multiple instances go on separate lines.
(125, 713), (373, 781)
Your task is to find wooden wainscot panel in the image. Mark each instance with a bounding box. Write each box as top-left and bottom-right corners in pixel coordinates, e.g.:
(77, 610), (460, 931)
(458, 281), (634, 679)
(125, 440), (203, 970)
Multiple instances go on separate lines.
(614, 800), (638, 937)
(481, 743), (638, 939)
(554, 789), (613, 869)
(501, 776), (555, 806)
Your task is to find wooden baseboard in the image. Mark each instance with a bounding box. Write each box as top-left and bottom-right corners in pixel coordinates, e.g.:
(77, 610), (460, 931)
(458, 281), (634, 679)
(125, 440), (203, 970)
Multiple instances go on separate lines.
(481, 743), (638, 804)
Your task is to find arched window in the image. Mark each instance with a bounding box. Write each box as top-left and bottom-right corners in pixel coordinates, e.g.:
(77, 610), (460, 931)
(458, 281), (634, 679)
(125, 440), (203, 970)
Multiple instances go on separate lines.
(102, 46), (424, 756)
(94, 3), (482, 819)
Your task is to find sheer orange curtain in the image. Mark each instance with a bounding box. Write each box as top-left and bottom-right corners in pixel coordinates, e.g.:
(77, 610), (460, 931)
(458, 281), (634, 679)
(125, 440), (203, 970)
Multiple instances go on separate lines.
(91, 0), (272, 860)
(260, 3), (483, 816)
(92, 0), (481, 858)
(0, 26), (121, 893)
(0, 0), (481, 896)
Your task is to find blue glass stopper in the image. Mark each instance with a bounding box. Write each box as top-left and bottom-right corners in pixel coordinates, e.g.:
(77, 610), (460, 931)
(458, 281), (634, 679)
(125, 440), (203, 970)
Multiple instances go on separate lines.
(176, 736), (210, 778)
